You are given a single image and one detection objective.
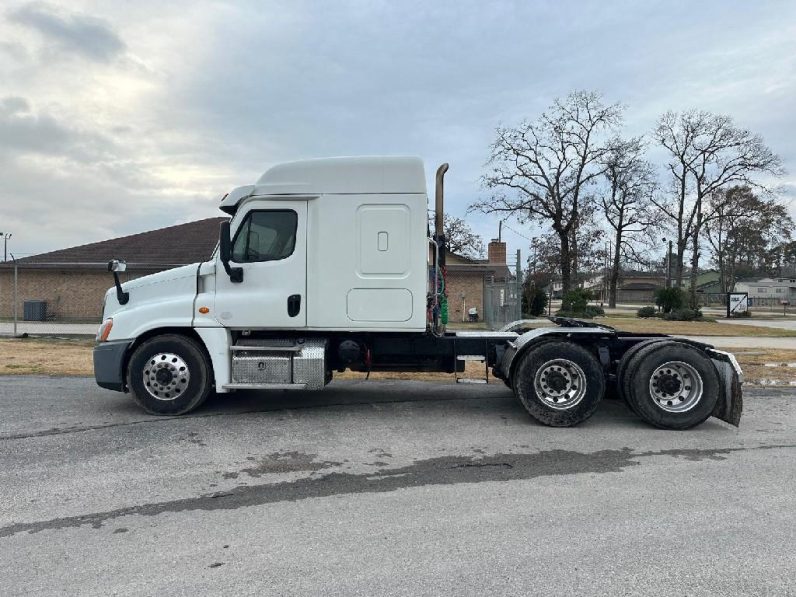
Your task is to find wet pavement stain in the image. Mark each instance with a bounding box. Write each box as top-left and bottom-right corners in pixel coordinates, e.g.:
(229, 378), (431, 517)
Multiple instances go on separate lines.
(1, 443), (793, 539)
(222, 451), (342, 479)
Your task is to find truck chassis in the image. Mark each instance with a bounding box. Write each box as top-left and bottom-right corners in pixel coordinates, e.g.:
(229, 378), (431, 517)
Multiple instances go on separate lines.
(96, 316), (742, 430)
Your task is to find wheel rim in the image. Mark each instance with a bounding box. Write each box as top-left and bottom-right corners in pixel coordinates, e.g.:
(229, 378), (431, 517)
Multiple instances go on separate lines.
(648, 361), (703, 412)
(142, 352), (190, 401)
(533, 359), (587, 410)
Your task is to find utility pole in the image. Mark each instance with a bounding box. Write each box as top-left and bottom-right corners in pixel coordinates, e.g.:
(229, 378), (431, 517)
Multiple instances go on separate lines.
(12, 254), (18, 337)
(0, 232), (11, 262)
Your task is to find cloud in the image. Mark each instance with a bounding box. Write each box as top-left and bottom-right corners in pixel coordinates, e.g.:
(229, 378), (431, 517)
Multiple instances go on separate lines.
(0, 0), (795, 260)
(8, 2), (126, 62)
(0, 95), (115, 162)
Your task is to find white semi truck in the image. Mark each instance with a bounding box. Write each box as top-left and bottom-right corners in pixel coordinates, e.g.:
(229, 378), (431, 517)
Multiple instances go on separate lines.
(93, 157), (743, 429)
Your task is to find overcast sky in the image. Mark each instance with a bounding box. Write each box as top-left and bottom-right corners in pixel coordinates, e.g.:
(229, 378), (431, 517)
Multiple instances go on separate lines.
(1, 0), (794, 261)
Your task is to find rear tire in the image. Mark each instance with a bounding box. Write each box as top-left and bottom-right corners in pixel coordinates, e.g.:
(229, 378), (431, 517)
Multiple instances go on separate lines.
(127, 334), (212, 415)
(625, 342), (719, 429)
(617, 339), (672, 415)
(513, 341), (605, 427)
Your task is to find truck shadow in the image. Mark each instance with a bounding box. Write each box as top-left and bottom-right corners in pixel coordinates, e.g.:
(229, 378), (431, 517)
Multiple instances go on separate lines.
(192, 379), (730, 431)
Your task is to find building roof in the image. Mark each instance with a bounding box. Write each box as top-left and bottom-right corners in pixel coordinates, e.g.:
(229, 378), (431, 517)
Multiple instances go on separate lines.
(445, 250), (512, 280)
(620, 282), (661, 291)
(3, 218), (226, 270)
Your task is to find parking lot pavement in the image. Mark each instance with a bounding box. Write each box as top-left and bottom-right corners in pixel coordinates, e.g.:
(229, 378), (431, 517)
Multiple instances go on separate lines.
(1, 377), (794, 596)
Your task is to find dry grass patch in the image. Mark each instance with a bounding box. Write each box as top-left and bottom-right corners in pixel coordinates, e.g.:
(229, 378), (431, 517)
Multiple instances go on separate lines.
(0, 338), (94, 376)
(598, 317), (796, 337)
(2, 338), (793, 387)
(727, 348), (796, 385)
(335, 360), (500, 384)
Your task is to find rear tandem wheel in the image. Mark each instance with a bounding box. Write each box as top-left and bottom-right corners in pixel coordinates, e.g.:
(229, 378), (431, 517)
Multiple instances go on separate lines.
(512, 340), (605, 427)
(621, 341), (719, 430)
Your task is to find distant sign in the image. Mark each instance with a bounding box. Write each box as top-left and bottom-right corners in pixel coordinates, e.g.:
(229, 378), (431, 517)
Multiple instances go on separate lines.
(727, 292), (748, 317)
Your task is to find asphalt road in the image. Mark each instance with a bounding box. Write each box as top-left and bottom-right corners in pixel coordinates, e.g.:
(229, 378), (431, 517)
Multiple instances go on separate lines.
(1, 377), (795, 596)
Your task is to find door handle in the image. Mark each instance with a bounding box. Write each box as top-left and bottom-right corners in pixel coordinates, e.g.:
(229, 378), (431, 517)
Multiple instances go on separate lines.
(287, 294), (301, 317)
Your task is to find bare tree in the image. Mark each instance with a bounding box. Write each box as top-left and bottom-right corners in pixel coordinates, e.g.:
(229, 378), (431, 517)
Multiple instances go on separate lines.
(596, 137), (657, 307)
(471, 91), (622, 306)
(705, 186), (793, 292)
(653, 110), (782, 306)
(431, 213), (485, 259)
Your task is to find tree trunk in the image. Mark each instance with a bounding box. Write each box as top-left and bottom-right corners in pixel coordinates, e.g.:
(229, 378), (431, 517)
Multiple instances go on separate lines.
(689, 232), (700, 309)
(689, 193), (704, 309)
(570, 219), (579, 288)
(559, 231), (572, 310)
(609, 231), (622, 308)
(717, 253), (726, 294)
(674, 241), (686, 287)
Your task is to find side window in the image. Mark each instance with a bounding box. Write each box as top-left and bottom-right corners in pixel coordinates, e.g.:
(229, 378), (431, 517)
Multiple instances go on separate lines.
(231, 210), (298, 262)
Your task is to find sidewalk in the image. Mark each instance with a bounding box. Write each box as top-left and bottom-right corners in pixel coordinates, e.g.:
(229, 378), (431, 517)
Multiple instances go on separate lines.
(0, 321), (98, 336)
(678, 336), (796, 349)
(717, 318), (796, 332)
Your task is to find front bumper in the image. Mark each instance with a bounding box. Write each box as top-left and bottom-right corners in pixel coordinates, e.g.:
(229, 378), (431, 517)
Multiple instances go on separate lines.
(93, 339), (133, 392)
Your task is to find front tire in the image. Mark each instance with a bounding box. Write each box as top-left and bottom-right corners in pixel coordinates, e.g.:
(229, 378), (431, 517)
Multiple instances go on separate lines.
(513, 341), (605, 427)
(127, 334), (212, 415)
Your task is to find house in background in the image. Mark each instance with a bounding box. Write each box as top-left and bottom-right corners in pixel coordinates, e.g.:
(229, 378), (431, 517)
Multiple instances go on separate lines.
(445, 240), (513, 323)
(616, 273), (666, 304)
(2, 219), (515, 324)
(734, 277), (796, 304)
(0, 218), (226, 321)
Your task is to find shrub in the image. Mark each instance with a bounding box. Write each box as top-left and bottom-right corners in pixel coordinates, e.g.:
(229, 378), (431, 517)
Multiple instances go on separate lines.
(555, 305), (605, 319)
(654, 287), (685, 313)
(562, 288), (594, 313)
(663, 308), (703, 321)
(637, 306), (657, 318)
(528, 287), (548, 317)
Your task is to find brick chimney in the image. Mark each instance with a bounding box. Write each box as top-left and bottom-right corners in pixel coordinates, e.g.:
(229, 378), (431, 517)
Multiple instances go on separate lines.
(488, 239), (506, 264)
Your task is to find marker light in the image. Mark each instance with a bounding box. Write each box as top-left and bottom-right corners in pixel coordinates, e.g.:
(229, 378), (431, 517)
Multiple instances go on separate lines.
(97, 318), (113, 342)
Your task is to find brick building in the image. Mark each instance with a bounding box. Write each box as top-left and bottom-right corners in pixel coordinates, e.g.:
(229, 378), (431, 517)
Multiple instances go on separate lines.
(1, 220), (512, 324)
(445, 240), (511, 323)
(0, 218), (225, 322)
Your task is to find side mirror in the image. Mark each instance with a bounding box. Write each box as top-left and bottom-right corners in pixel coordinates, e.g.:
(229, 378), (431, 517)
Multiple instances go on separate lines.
(106, 259), (129, 305)
(219, 221), (243, 283)
(108, 259), (127, 273)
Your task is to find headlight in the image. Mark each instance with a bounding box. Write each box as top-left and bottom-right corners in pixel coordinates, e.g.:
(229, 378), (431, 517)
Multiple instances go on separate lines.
(96, 318), (113, 342)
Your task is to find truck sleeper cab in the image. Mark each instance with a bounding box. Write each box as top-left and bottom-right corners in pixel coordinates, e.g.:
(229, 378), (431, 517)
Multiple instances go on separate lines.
(93, 156), (743, 429)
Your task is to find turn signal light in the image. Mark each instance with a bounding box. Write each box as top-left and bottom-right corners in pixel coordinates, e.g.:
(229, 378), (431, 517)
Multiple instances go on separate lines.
(198, 306), (210, 314)
(96, 318), (113, 342)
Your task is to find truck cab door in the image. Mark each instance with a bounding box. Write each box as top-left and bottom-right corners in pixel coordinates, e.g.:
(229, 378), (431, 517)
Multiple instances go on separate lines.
(214, 200), (307, 328)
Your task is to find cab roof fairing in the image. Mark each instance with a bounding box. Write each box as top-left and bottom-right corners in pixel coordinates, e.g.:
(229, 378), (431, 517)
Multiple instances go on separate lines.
(218, 156), (428, 214)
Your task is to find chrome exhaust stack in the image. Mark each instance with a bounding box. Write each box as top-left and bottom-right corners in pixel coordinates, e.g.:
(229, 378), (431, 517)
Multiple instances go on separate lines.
(434, 163), (449, 238)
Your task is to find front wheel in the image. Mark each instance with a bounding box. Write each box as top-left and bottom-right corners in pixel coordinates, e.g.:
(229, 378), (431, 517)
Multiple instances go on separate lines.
(513, 341), (605, 427)
(127, 334), (212, 415)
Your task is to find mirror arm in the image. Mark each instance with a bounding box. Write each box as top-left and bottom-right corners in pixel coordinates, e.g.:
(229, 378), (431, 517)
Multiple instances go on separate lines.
(219, 221), (244, 283)
(221, 259), (243, 283)
(107, 261), (130, 305)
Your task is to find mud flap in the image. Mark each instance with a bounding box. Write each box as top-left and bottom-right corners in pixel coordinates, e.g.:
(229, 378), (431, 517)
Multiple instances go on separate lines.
(709, 349), (743, 426)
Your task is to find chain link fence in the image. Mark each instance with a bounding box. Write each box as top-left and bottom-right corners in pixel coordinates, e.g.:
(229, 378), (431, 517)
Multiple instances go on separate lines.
(483, 256), (523, 330)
